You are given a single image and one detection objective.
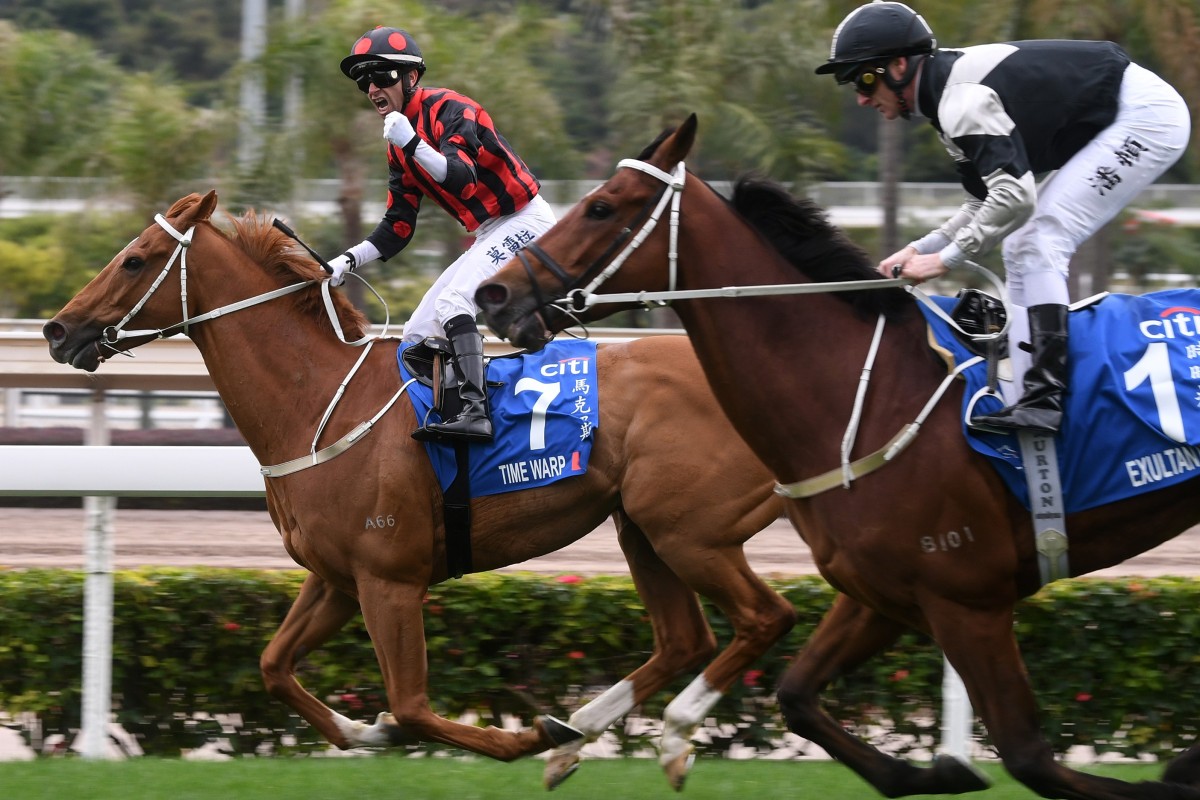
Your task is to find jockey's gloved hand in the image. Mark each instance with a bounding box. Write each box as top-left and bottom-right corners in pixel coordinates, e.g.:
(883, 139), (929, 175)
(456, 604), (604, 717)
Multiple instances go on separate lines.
(383, 111), (417, 149)
(327, 253), (356, 287)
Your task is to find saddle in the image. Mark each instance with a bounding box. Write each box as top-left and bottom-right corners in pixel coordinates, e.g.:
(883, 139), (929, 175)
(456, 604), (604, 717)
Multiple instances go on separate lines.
(401, 337), (507, 422)
(949, 288), (1008, 358)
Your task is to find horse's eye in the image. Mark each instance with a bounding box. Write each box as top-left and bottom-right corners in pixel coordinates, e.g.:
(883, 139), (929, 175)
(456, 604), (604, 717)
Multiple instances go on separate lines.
(122, 256), (145, 271)
(585, 201), (614, 221)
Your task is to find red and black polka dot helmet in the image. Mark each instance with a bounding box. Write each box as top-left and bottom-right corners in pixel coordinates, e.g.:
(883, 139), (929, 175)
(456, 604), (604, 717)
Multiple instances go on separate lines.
(339, 27), (426, 80)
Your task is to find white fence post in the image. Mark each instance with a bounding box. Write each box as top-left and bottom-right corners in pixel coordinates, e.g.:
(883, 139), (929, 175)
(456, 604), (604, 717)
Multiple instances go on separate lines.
(80, 389), (115, 759)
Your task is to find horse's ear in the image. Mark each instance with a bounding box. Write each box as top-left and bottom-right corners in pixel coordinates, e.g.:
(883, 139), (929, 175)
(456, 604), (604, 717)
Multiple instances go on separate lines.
(168, 190), (219, 229)
(194, 190), (219, 223)
(657, 113), (697, 170)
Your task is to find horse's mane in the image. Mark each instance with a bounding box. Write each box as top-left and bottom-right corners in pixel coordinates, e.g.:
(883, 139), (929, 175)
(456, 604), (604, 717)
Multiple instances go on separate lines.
(729, 177), (912, 320)
(214, 208), (370, 340)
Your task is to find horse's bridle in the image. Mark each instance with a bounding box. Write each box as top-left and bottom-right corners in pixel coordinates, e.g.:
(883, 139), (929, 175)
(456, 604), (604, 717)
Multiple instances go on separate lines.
(99, 213), (316, 357)
(514, 159), (686, 321)
(93, 209), (415, 479)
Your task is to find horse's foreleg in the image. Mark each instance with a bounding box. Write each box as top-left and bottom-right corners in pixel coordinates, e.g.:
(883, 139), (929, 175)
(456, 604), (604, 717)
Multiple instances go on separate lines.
(777, 594), (990, 798)
(545, 515), (719, 790)
(260, 573), (405, 750)
(358, 577), (580, 761)
(939, 608), (1200, 800)
(656, 547), (796, 791)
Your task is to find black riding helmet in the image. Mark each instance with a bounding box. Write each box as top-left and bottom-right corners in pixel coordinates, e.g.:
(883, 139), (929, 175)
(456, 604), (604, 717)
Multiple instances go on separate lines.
(341, 26), (427, 104)
(815, 1), (936, 84)
(340, 26), (426, 79)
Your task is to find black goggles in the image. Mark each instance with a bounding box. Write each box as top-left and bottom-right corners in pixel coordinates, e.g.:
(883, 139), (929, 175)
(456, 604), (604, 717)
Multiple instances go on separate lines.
(853, 65), (887, 96)
(351, 65), (404, 93)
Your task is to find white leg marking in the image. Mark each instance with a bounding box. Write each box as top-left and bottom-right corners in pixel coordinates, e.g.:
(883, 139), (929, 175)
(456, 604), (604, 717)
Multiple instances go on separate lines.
(333, 711), (398, 747)
(569, 680), (637, 740)
(660, 675), (723, 766)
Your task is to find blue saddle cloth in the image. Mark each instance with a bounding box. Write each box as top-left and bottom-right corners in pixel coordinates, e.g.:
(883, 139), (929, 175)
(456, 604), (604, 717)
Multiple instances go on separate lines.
(922, 290), (1200, 513)
(397, 340), (598, 498)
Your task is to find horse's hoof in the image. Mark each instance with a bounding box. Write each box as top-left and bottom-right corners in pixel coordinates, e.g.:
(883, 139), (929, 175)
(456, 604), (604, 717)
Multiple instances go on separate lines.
(662, 747), (696, 792)
(932, 754), (991, 793)
(544, 753), (581, 790)
(537, 715), (585, 747)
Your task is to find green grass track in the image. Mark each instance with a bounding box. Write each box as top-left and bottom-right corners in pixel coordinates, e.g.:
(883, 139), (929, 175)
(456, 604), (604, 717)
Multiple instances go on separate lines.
(0, 756), (1165, 799)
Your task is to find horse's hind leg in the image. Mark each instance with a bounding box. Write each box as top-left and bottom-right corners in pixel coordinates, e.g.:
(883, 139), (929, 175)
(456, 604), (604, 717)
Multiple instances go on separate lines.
(358, 576), (573, 760)
(777, 594), (990, 798)
(938, 606), (1200, 800)
(545, 511), (720, 790)
(260, 573), (405, 749)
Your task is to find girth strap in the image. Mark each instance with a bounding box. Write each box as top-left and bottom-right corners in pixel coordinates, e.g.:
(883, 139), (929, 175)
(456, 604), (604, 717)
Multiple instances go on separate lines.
(444, 442), (473, 579)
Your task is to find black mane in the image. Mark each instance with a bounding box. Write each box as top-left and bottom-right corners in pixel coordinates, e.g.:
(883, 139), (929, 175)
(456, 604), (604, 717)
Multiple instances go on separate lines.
(730, 176), (912, 320)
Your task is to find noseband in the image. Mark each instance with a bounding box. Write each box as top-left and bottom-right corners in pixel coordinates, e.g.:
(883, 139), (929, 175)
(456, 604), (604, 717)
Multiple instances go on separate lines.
(514, 159), (686, 319)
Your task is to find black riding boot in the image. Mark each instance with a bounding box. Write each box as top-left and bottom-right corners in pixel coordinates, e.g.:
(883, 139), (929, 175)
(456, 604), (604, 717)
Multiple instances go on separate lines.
(412, 316), (494, 444)
(972, 304), (1069, 434)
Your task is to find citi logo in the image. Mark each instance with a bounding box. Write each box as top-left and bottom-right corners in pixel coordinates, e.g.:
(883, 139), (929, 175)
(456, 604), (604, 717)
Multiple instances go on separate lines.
(1138, 306), (1200, 340)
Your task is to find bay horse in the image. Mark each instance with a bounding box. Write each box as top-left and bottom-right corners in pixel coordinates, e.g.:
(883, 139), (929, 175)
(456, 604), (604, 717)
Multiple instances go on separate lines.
(42, 191), (797, 789)
(477, 114), (1200, 800)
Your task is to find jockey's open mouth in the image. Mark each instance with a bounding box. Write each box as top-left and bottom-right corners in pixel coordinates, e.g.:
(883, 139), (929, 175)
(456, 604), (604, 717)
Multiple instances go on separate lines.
(369, 91), (391, 114)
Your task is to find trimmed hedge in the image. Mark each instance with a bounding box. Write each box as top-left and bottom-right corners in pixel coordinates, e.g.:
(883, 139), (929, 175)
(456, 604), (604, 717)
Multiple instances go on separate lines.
(0, 569), (1198, 759)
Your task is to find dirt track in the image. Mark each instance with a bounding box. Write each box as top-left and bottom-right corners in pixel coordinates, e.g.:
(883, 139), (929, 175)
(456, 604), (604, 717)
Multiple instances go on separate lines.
(3, 508), (1200, 578)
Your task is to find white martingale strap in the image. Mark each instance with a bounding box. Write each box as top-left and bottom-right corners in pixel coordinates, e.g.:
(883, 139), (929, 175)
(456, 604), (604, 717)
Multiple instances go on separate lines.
(259, 378), (417, 478)
(776, 350), (984, 499)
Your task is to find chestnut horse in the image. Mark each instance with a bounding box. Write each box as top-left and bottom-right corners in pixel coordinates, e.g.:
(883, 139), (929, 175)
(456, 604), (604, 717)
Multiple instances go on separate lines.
(42, 191), (796, 788)
(478, 115), (1200, 800)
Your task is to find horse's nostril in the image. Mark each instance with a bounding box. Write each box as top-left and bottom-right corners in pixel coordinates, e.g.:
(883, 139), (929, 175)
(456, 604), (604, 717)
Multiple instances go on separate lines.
(42, 320), (65, 344)
(476, 283), (508, 309)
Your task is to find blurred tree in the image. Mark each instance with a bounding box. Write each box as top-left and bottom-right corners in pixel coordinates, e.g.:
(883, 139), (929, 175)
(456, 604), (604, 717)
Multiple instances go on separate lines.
(0, 0), (241, 104)
(0, 235), (66, 318)
(0, 24), (124, 178)
(0, 213), (146, 318)
(596, 0), (848, 184)
(94, 72), (225, 220)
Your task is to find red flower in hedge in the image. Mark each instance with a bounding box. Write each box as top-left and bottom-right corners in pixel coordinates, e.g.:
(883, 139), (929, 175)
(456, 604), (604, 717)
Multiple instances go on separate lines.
(567, 650), (585, 659)
(890, 669), (910, 682)
(743, 669), (764, 688)
(223, 621), (241, 631)
(555, 575), (581, 584)
(1076, 692), (1092, 702)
